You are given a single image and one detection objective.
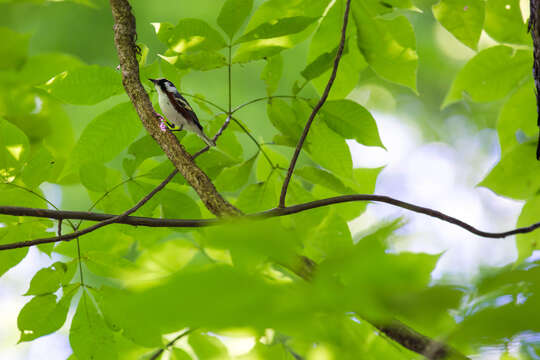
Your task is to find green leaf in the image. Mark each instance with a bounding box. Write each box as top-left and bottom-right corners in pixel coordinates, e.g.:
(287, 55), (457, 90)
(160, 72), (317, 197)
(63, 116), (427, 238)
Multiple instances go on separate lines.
(22, 146), (58, 188)
(478, 143), (540, 200)
(0, 27), (29, 69)
(19, 53), (84, 85)
(79, 161), (109, 192)
(25, 262), (69, 296)
(217, 0), (253, 39)
(45, 65), (124, 105)
(296, 166), (355, 194)
(188, 333), (229, 360)
(306, 0), (368, 99)
(171, 348), (193, 360)
(307, 121), (353, 179)
(155, 19), (227, 53)
(516, 196), (540, 262)
(303, 210), (353, 262)
(232, 44), (288, 63)
(70, 293), (118, 360)
(432, 0), (484, 50)
(497, 81), (537, 154)
(484, 0), (528, 45)
(163, 51), (228, 71)
(235, 16), (318, 44)
(261, 54), (283, 96)
(72, 102), (141, 164)
(160, 188), (201, 219)
(0, 117), (30, 181)
(321, 100), (383, 148)
(443, 46), (530, 107)
(352, 5), (417, 91)
(18, 284), (77, 342)
(236, 173), (279, 212)
(267, 99), (303, 145)
(215, 156), (256, 192)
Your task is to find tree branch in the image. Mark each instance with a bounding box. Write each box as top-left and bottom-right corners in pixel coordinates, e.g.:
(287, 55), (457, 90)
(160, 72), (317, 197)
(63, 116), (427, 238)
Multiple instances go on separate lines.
(530, 0), (540, 159)
(109, 0), (239, 216)
(279, 0), (351, 207)
(1, 193), (539, 250)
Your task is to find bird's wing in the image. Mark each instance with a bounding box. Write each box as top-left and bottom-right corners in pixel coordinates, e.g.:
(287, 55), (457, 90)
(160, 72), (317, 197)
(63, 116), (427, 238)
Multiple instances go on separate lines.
(165, 91), (203, 130)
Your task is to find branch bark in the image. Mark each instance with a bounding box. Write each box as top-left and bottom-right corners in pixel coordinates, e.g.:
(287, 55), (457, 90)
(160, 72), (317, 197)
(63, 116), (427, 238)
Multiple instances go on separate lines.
(279, 0), (351, 207)
(530, 0), (540, 159)
(109, 0), (239, 216)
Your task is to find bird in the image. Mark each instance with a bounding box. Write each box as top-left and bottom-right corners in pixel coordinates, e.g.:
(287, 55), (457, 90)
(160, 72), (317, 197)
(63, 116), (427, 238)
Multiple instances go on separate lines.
(149, 78), (216, 147)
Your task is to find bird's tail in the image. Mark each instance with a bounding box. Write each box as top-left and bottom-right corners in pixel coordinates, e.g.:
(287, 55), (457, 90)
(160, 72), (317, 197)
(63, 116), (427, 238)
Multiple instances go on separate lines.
(200, 132), (216, 147)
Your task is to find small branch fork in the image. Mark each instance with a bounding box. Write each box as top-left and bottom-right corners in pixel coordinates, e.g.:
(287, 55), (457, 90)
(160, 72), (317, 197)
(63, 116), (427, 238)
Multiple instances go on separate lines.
(279, 0), (351, 207)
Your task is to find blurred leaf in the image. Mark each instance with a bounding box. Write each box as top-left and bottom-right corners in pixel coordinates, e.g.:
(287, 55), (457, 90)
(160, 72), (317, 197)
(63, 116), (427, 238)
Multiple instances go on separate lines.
(484, 0), (528, 45)
(443, 46), (530, 107)
(217, 0), (253, 39)
(236, 173), (279, 212)
(0, 27), (29, 69)
(261, 54), (283, 96)
(432, 0), (484, 50)
(233, 44), (288, 64)
(72, 102), (141, 164)
(18, 284), (78, 342)
(321, 100), (383, 148)
(171, 348), (192, 360)
(70, 293), (118, 360)
(19, 53), (84, 84)
(352, 3), (417, 91)
(303, 211), (353, 262)
(155, 19), (227, 53)
(235, 16), (318, 44)
(0, 117), (30, 181)
(497, 81), (537, 154)
(188, 333), (229, 360)
(45, 65), (123, 105)
(478, 143), (540, 200)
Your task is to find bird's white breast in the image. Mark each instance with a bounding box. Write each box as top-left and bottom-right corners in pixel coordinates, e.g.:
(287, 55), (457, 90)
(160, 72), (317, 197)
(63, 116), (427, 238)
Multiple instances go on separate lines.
(157, 91), (189, 128)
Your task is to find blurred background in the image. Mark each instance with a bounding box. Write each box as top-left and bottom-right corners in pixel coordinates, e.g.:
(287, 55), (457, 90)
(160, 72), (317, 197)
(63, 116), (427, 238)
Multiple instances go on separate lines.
(0, 0), (530, 358)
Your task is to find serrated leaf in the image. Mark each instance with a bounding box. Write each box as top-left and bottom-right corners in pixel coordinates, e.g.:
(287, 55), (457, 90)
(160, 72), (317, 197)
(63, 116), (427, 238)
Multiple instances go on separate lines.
(156, 19), (227, 53)
(484, 0), (528, 44)
(45, 65), (123, 105)
(235, 16), (318, 44)
(432, 0), (484, 50)
(352, 3), (417, 91)
(478, 143), (540, 200)
(0, 117), (30, 182)
(321, 100), (383, 148)
(70, 293), (118, 360)
(261, 54), (283, 96)
(18, 284), (77, 342)
(72, 102), (141, 164)
(217, 0), (253, 39)
(443, 46), (530, 107)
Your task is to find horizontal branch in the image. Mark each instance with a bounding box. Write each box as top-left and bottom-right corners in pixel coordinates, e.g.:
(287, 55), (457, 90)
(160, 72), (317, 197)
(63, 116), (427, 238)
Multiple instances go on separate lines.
(1, 193), (538, 250)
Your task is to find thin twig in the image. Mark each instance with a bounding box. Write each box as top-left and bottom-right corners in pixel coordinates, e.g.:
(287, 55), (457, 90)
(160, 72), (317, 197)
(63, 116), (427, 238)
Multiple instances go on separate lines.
(2, 193), (540, 250)
(148, 328), (196, 360)
(231, 95), (310, 114)
(279, 0), (351, 207)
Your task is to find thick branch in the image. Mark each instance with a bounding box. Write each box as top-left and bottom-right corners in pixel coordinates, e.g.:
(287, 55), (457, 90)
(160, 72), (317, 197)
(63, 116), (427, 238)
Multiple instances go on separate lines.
(109, 0), (239, 216)
(279, 0), (351, 207)
(2, 193), (539, 250)
(530, 0), (540, 160)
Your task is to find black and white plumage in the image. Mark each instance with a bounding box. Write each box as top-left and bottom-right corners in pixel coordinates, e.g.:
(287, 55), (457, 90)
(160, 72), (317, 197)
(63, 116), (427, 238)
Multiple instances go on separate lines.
(149, 78), (216, 147)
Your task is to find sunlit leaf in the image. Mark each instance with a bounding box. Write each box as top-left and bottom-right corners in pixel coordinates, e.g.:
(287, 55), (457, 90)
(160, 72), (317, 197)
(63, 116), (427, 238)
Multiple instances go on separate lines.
(432, 0), (484, 50)
(484, 0), (528, 45)
(217, 0), (253, 39)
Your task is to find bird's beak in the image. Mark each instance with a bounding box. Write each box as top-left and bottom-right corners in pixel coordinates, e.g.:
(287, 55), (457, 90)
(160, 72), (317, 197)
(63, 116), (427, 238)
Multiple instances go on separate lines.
(148, 78), (157, 84)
